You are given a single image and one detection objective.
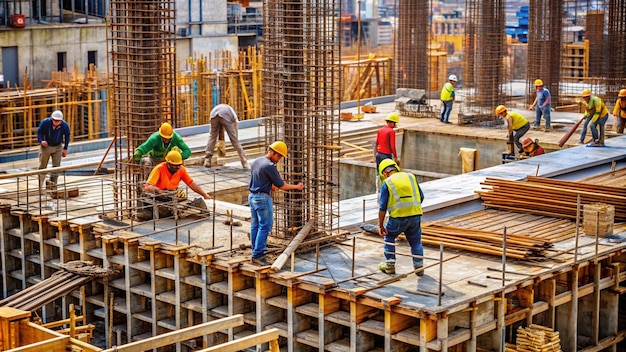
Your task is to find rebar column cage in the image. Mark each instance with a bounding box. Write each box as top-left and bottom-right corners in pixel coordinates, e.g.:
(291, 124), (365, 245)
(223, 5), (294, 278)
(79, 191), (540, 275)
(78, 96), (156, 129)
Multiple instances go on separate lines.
(108, 0), (177, 217)
(262, 0), (342, 239)
(394, 0), (429, 91)
(527, 0), (563, 107)
(462, 0), (507, 119)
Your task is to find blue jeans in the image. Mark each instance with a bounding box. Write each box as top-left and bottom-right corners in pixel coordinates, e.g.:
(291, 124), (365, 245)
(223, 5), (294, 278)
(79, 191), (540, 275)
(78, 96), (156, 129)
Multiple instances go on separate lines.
(580, 116), (592, 142)
(514, 123), (530, 153)
(249, 193), (273, 259)
(440, 100), (453, 122)
(590, 114), (608, 142)
(383, 215), (423, 268)
(534, 105), (551, 129)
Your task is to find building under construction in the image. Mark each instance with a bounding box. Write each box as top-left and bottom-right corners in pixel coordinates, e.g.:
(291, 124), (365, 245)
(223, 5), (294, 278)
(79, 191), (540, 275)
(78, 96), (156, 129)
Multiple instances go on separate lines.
(1, 1), (626, 352)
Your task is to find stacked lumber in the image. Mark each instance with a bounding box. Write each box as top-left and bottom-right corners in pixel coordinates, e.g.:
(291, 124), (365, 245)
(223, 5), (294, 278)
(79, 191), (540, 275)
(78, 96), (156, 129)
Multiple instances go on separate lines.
(421, 224), (550, 260)
(505, 324), (562, 352)
(477, 176), (626, 221)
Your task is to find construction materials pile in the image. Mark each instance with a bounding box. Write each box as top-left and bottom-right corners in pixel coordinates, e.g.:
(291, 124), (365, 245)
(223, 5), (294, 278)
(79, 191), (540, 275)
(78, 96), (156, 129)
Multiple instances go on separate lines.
(477, 176), (626, 221)
(505, 324), (562, 352)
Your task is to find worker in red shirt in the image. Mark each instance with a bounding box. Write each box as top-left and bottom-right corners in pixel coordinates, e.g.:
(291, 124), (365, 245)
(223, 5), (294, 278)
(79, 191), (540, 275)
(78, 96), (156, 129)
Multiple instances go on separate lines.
(374, 112), (400, 176)
(520, 138), (545, 159)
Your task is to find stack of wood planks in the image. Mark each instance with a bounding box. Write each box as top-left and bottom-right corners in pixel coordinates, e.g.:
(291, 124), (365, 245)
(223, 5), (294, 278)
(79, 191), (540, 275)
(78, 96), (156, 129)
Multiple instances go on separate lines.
(504, 324), (562, 351)
(477, 176), (626, 221)
(421, 224), (550, 260)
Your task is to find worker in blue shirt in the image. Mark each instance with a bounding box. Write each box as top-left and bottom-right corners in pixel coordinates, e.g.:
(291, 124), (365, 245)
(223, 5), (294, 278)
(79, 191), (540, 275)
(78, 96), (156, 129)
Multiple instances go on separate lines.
(377, 158), (425, 277)
(37, 110), (70, 188)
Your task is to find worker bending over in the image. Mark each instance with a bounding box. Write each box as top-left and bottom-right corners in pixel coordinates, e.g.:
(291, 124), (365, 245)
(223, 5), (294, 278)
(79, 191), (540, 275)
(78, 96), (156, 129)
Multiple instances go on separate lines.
(520, 138), (545, 159)
(495, 105), (530, 156)
(137, 149), (211, 220)
(134, 122), (192, 177)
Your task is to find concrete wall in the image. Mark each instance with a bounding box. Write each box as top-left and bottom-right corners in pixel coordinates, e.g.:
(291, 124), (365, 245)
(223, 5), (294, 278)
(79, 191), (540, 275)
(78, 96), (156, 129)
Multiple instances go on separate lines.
(0, 25), (107, 87)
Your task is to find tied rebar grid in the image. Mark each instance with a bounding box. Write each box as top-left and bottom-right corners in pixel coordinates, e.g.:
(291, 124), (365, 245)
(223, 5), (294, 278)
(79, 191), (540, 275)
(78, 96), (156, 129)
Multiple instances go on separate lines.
(108, 0), (177, 218)
(463, 0), (507, 116)
(394, 0), (429, 90)
(606, 0), (626, 97)
(527, 0), (563, 106)
(586, 6), (605, 79)
(263, 0), (341, 239)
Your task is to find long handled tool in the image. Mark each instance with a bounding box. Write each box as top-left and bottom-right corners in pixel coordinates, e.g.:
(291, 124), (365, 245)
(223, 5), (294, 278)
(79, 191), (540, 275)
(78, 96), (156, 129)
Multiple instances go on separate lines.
(558, 116), (585, 147)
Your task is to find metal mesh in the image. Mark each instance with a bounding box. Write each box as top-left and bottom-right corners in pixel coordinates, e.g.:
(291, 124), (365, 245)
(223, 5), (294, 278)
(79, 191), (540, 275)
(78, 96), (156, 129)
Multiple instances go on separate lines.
(462, 0), (507, 120)
(394, 0), (429, 90)
(263, 0), (341, 238)
(109, 0), (177, 217)
(527, 0), (563, 106)
(606, 0), (626, 98)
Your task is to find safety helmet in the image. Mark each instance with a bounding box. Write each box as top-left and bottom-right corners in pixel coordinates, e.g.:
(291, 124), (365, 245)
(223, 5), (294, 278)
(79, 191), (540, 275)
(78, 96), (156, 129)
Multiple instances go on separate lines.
(495, 105), (507, 115)
(165, 149), (183, 165)
(159, 122), (174, 139)
(619, 89), (626, 97)
(581, 89), (592, 97)
(385, 112), (399, 124)
(269, 141), (288, 157)
(378, 158), (399, 178)
(534, 79), (543, 86)
(448, 74), (458, 82)
(51, 110), (64, 121)
(522, 137), (533, 149)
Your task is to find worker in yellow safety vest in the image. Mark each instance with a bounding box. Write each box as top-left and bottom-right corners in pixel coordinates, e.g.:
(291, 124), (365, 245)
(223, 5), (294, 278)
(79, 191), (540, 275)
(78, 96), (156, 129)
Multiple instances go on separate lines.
(377, 159), (425, 277)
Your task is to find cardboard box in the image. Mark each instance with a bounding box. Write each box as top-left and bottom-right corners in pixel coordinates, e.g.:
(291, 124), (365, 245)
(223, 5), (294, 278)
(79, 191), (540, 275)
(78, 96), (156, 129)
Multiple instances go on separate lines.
(583, 203), (614, 237)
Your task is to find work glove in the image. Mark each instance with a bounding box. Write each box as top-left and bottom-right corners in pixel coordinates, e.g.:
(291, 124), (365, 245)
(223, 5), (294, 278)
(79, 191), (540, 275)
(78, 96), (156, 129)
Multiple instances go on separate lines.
(177, 188), (186, 199)
(133, 150), (142, 162)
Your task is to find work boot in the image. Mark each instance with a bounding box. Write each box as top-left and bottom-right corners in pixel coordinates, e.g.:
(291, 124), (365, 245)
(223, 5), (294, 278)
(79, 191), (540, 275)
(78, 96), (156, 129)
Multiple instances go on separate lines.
(378, 261), (395, 275)
(45, 180), (56, 191)
(252, 256), (270, 266)
(203, 157), (212, 168)
(414, 265), (424, 277)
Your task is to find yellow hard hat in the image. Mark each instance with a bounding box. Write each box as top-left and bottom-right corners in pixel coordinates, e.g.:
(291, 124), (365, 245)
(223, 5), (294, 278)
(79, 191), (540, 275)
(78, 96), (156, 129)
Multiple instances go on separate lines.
(159, 122), (174, 139)
(534, 79), (543, 86)
(378, 158), (399, 179)
(165, 149), (183, 165)
(581, 89), (592, 97)
(495, 105), (507, 115)
(619, 89), (626, 97)
(385, 112), (399, 124)
(269, 141), (288, 157)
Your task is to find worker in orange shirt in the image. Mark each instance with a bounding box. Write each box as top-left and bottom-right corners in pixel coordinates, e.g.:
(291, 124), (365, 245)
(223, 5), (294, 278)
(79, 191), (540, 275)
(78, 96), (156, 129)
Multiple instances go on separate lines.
(137, 149), (211, 220)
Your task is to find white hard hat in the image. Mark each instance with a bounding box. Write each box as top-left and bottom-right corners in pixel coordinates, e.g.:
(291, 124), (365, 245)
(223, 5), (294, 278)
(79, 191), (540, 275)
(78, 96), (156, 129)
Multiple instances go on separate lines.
(51, 110), (63, 121)
(448, 74), (458, 82)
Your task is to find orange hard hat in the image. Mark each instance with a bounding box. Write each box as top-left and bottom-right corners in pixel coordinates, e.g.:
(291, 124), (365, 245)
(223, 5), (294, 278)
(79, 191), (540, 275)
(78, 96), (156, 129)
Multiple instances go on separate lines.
(522, 138), (533, 148)
(159, 122), (174, 139)
(495, 105), (507, 115)
(269, 141), (288, 157)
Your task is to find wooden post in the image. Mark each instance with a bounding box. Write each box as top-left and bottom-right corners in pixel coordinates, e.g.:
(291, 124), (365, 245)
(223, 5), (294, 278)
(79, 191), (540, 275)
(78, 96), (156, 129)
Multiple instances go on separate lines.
(271, 220), (314, 272)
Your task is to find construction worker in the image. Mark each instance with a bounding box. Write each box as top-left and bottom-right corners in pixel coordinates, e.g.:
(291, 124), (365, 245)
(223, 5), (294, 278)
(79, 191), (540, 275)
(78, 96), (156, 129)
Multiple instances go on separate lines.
(520, 137), (545, 159)
(133, 122), (192, 175)
(440, 74), (457, 124)
(495, 105), (530, 156)
(374, 112), (400, 174)
(612, 89), (626, 134)
(203, 104), (250, 169)
(138, 149), (211, 220)
(579, 89), (609, 147)
(37, 110), (70, 189)
(377, 158), (425, 277)
(529, 79), (551, 130)
(248, 141), (303, 266)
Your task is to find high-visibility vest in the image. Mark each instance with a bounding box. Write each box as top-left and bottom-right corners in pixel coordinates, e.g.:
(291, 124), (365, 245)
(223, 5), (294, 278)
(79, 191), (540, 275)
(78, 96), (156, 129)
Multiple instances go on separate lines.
(384, 172), (423, 218)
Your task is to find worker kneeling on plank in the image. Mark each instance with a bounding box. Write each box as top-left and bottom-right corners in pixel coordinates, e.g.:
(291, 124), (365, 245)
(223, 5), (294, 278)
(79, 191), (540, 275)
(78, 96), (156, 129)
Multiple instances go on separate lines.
(377, 159), (425, 277)
(520, 137), (545, 159)
(137, 149), (211, 221)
